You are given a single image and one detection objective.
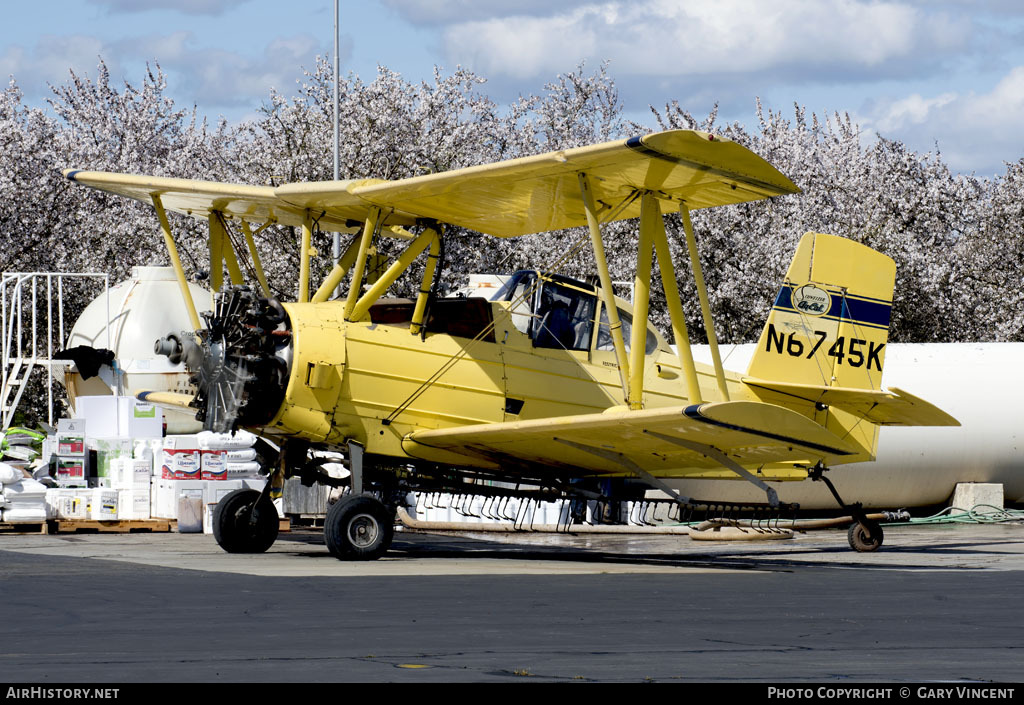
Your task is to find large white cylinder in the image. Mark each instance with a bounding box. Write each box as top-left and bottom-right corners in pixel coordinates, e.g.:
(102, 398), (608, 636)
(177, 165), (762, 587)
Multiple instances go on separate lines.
(64, 266), (212, 434)
(674, 343), (1024, 508)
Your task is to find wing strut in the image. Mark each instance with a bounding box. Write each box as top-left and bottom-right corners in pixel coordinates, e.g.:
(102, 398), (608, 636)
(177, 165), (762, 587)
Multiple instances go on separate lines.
(647, 194), (704, 404)
(681, 206), (730, 400)
(312, 234), (361, 303)
(631, 194), (657, 409)
(646, 430), (779, 506)
(240, 220), (273, 297)
(299, 211), (314, 302)
(350, 225), (440, 321)
(151, 194), (202, 332)
(209, 212), (245, 289)
(344, 207), (383, 320)
(411, 228), (441, 336)
(552, 437), (696, 507)
(579, 173), (631, 404)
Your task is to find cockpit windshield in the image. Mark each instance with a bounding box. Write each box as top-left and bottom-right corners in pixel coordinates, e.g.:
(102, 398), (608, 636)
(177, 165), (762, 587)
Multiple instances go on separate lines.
(491, 271), (596, 351)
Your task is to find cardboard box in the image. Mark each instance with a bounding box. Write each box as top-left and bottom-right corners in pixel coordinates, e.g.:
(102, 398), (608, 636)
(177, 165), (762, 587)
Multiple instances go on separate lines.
(57, 435), (85, 456)
(87, 438), (133, 480)
(87, 489), (119, 521)
(161, 449), (201, 480)
(117, 489), (151, 520)
(56, 419), (86, 457)
(153, 479), (208, 519)
(73, 396), (118, 438)
(124, 400), (162, 439)
(200, 450), (227, 481)
(46, 488), (89, 519)
(163, 435), (200, 450)
(55, 457), (87, 487)
(73, 396), (164, 439)
(110, 457), (152, 489)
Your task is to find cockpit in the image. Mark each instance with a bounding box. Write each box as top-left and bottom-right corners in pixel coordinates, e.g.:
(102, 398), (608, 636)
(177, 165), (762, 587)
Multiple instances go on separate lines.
(490, 270), (661, 354)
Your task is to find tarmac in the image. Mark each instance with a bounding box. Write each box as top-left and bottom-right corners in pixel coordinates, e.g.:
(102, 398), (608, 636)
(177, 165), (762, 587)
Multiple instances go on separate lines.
(2, 521), (1023, 683)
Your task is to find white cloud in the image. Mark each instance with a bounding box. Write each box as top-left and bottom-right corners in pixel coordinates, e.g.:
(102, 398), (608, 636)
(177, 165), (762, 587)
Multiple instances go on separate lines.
(872, 93), (958, 133)
(864, 66), (1024, 174)
(439, 0), (971, 83)
(0, 35), (117, 99)
(84, 0), (252, 16)
(110, 31), (329, 109)
(381, 0), (593, 25)
(1, 29), (331, 115)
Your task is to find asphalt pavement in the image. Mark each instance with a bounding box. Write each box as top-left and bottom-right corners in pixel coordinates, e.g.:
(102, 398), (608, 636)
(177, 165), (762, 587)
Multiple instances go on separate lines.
(1, 522), (1022, 684)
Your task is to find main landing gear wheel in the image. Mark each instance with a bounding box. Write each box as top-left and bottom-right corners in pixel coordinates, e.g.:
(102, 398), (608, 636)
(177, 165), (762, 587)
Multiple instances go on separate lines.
(213, 489), (279, 553)
(848, 520), (884, 552)
(325, 494), (394, 561)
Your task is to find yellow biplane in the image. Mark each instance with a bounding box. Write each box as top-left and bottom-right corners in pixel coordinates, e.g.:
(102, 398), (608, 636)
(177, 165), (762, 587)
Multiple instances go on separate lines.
(64, 129), (958, 558)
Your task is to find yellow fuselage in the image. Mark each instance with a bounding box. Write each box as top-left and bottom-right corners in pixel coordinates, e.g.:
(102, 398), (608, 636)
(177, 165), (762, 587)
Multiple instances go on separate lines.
(265, 299), (765, 472)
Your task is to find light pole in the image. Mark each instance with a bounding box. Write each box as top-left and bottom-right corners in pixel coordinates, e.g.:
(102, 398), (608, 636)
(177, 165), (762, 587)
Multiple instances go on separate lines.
(332, 0), (342, 295)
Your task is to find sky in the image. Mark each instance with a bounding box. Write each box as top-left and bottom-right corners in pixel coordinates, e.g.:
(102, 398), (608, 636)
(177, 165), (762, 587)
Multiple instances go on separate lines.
(3, 0), (1023, 176)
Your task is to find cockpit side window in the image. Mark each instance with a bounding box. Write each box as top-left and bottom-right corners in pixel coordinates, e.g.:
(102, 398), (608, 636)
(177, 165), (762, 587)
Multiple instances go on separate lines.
(533, 281), (596, 351)
(492, 271), (597, 350)
(492, 271), (536, 335)
(596, 305), (658, 355)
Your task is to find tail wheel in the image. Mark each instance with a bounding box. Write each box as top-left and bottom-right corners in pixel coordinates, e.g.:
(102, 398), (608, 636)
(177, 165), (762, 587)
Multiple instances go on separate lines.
(848, 520), (884, 552)
(213, 489), (279, 553)
(325, 494), (394, 561)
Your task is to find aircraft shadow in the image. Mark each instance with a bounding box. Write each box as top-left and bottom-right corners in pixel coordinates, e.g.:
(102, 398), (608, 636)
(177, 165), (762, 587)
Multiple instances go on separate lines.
(275, 530), (1012, 572)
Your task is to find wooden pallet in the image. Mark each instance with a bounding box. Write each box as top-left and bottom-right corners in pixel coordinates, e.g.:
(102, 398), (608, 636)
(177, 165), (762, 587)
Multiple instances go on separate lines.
(0, 521), (48, 535)
(285, 514), (323, 529)
(49, 518), (176, 534)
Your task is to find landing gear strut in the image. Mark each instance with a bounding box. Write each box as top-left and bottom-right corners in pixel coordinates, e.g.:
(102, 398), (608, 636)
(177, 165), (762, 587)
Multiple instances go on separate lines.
(810, 464), (884, 553)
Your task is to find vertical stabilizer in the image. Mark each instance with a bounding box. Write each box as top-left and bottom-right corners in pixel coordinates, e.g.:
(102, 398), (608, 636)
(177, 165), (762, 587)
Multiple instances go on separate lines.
(745, 233), (896, 460)
(747, 232), (895, 391)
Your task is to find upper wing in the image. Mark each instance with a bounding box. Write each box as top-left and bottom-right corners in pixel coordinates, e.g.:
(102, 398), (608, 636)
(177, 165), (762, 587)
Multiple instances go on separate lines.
(65, 129), (799, 237)
(401, 400), (858, 481)
(62, 170), (394, 233)
(336, 130), (799, 236)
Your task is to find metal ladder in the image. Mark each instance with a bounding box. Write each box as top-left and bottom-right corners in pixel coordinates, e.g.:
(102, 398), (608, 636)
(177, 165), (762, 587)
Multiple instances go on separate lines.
(1, 272), (109, 430)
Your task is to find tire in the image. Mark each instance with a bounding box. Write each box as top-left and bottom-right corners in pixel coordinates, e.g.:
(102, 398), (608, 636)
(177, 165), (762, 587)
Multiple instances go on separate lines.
(847, 520), (883, 552)
(324, 494), (394, 561)
(212, 489), (279, 554)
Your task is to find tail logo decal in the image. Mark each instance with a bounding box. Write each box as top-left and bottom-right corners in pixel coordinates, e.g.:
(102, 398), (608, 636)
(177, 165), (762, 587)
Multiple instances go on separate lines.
(773, 284), (892, 331)
(791, 284), (830, 316)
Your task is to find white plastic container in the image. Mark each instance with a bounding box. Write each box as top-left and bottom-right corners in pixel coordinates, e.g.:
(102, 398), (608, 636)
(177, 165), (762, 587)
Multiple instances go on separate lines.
(117, 489), (151, 520)
(64, 266), (212, 434)
(88, 489), (119, 521)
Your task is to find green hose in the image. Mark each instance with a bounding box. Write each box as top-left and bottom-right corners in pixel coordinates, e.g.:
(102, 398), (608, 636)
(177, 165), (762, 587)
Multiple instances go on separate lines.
(903, 505), (1024, 525)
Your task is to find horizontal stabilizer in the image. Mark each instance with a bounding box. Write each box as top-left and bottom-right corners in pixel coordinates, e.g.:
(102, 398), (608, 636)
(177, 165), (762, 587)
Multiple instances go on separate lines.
(742, 379), (960, 427)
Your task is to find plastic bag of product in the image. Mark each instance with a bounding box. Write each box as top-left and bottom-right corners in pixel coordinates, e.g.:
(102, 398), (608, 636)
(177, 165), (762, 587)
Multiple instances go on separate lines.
(197, 430), (257, 450)
(4, 478), (47, 496)
(0, 463), (23, 485)
(226, 448), (257, 462)
(225, 462), (262, 478)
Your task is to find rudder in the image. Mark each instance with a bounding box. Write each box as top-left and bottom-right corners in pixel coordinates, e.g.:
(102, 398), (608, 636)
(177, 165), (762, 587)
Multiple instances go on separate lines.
(747, 232), (895, 391)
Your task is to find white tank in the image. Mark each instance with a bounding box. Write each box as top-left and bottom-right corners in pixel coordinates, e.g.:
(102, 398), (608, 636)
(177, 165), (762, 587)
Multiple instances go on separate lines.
(670, 343), (1024, 509)
(64, 266), (212, 433)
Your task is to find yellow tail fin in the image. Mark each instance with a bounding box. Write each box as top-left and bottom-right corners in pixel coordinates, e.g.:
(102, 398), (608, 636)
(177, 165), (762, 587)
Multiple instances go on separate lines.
(747, 232), (895, 390)
(745, 233), (897, 461)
